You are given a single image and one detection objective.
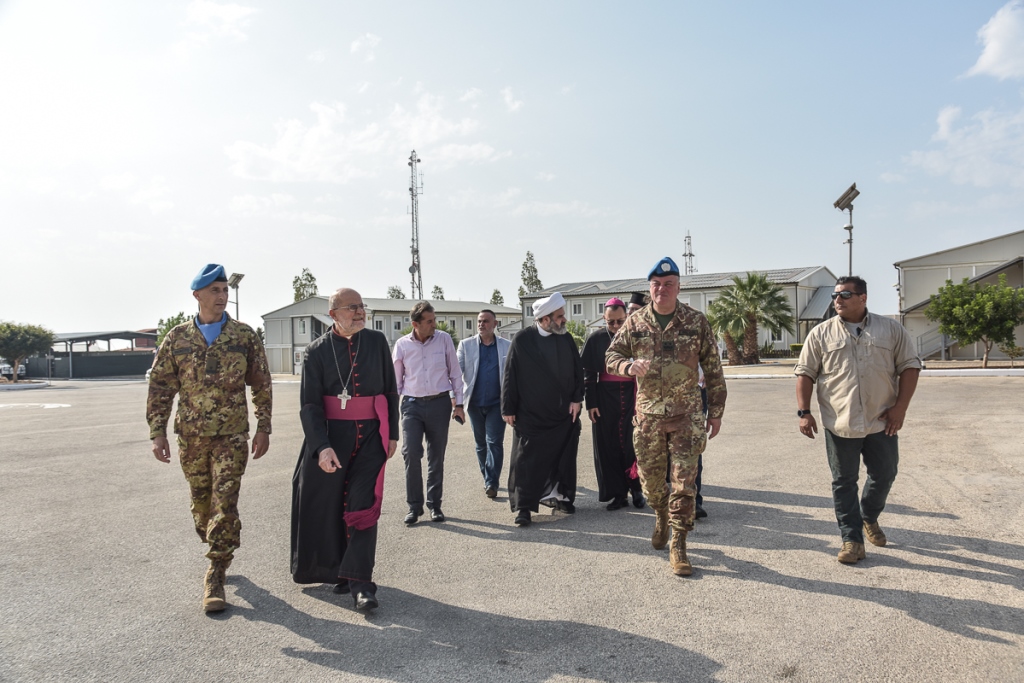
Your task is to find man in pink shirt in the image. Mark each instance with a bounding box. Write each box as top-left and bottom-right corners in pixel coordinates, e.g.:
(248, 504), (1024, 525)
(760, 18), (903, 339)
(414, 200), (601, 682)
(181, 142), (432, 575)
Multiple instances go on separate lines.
(392, 301), (465, 525)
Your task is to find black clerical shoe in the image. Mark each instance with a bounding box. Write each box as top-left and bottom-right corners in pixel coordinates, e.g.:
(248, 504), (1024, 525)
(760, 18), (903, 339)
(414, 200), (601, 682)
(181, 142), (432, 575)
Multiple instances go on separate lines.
(332, 580), (350, 595)
(514, 509), (531, 526)
(404, 508), (423, 526)
(353, 591), (378, 611)
(606, 497), (629, 511)
(429, 508), (445, 522)
(632, 490), (646, 509)
(556, 501), (576, 514)
(695, 503), (708, 519)
(484, 486), (498, 499)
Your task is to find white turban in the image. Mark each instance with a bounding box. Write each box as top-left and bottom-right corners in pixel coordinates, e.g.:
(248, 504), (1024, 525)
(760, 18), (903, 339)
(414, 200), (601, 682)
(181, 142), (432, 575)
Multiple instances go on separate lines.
(532, 292), (566, 319)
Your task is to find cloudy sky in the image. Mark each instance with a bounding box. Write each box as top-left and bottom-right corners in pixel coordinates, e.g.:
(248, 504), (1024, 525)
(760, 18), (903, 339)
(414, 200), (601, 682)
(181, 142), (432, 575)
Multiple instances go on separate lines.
(3, 1), (1024, 333)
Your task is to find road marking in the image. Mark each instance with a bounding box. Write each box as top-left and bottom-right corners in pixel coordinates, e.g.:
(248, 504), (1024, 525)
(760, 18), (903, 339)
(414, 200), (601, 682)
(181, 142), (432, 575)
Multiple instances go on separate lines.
(0, 403), (72, 410)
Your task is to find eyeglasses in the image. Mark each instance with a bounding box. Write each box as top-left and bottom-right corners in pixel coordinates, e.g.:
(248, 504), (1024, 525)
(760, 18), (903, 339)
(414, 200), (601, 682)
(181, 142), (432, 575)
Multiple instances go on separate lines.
(830, 291), (863, 300)
(606, 319), (626, 327)
(331, 303), (367, 312)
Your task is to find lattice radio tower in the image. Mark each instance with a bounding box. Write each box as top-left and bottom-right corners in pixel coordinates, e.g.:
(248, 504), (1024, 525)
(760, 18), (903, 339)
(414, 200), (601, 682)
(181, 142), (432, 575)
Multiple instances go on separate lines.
(408, 150), (424, 300)
(682, 231), (697, 275)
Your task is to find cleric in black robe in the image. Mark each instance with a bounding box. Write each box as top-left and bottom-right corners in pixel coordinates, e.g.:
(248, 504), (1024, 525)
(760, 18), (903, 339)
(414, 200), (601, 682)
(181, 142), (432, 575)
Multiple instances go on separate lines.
(502, 292), (584, 526)
(291, 288), (399, 611)
(581, 298), (645, 511)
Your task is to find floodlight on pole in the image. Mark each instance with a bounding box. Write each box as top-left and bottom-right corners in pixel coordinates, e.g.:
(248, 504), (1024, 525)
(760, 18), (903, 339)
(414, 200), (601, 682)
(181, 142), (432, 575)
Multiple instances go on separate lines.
(833, 183), (859, 276)
(228, 273), (245, 320)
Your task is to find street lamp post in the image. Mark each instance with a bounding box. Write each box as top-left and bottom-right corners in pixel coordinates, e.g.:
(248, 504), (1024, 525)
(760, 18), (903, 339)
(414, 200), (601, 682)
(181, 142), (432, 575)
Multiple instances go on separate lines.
(833, 183), (860, 276)
(228, 273), (245, 320)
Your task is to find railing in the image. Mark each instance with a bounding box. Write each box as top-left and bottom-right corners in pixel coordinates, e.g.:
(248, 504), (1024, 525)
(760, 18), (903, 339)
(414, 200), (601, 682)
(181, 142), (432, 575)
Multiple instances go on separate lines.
(916, 328), (949, 359)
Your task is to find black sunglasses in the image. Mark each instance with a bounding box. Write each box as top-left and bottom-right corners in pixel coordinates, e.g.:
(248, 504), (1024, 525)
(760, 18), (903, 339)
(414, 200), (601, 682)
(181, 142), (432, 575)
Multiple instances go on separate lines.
(830, 291), (863, 300)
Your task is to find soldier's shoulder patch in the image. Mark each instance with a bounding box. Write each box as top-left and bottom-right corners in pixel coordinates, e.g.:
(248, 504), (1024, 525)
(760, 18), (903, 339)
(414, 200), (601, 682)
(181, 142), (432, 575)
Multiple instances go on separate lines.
(171, 345), (193, 356)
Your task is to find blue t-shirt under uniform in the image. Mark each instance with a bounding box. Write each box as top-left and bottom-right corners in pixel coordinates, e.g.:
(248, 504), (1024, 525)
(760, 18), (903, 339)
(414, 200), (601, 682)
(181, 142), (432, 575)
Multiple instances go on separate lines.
(197, 312), (227, 346)
(472, 339), (501, 407)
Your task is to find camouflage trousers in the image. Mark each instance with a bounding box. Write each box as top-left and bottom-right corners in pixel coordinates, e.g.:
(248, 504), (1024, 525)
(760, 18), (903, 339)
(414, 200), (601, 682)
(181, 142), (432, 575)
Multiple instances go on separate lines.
(633, 412), (707, 531)
(176, 433), (249, 564)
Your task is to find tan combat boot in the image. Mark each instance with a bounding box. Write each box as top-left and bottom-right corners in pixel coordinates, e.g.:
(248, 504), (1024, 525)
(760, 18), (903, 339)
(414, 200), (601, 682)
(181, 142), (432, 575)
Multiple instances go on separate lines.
(202, 562), (228, 613)
(670, 530), (692, 576)
(863, 521), (887, 547)
(651, 507), (670, 550)
(837, 541), (866, 564)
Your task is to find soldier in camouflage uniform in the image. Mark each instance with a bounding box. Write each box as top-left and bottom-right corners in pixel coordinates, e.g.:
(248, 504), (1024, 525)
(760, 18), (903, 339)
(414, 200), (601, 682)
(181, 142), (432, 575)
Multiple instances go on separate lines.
(147, 264), (273, 613)
(606, 256), (726, 576)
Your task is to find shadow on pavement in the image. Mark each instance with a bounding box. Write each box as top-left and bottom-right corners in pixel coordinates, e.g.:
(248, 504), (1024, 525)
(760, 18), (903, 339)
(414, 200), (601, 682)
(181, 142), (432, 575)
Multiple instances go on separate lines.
(708, 485), (959, 520)
(228, 576), (722, 682)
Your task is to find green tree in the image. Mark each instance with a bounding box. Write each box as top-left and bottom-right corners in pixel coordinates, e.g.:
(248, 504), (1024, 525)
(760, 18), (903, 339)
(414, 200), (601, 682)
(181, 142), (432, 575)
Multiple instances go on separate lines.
(517, 251), (544, 304)
(255, 326), (266, 345)
(565, 320), (587, 350)
(431, 285), (445, 300)
(400, 321), (459, 347)
(490, 289), (504, 306)
(292, 268), (318, 302)
(387, 285), (406, 299)
(0, 322), (54, 382)
(998, 340), (1023, 368)
(157, 312), (188, 347)
(924, 274), (1024, 368)
(716, 273), (795, 365)
(706, 297), (745, 367)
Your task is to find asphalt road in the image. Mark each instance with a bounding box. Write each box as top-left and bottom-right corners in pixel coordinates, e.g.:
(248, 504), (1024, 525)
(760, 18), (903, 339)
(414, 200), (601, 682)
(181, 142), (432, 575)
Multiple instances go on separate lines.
(1, 377), (1023, 682)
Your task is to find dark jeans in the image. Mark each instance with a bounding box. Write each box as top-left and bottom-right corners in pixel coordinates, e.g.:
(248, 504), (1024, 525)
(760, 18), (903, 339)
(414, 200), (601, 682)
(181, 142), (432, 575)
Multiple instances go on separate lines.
(825, 429), (899, 543)
(467, 401), (506, 490)
(401, 396), (452, 512)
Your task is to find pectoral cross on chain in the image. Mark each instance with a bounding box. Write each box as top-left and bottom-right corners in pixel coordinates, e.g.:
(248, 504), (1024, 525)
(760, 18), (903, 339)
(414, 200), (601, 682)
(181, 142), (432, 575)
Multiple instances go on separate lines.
(338, 389), (351, 410)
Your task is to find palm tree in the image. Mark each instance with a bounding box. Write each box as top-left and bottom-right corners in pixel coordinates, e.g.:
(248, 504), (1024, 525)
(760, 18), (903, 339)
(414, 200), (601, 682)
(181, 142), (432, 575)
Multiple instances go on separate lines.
(706, 297), (745, 367)
(717, 273), (796, 365)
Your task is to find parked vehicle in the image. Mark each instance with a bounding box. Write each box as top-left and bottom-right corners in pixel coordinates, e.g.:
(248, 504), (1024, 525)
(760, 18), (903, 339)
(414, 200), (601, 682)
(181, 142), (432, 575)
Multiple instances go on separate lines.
(1, 360), (27, 380)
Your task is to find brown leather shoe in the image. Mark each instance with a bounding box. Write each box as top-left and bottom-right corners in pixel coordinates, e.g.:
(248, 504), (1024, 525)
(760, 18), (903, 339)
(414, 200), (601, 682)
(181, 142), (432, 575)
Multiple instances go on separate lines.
(837, 541), (866, 564)
(651, 507), (670, 550)
(670, 530), (692, 576)
(202, 562), (227, 613)
(863, 521), (887, 547)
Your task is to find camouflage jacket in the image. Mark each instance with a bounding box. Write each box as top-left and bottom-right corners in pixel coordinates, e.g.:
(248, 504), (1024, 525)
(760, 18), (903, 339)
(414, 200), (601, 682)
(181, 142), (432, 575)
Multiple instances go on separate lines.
(606, 302), (726, 419)
(146, 317), (272, 438)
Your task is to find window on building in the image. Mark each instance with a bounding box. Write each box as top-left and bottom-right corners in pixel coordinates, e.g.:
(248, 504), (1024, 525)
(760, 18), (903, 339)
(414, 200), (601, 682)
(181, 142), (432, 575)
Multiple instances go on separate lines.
(299, 319), (306, 334)
(374, 320), (384, 331)
(597, 303), (605, 313)
(466, 319), (473, 330)
(572, 303), (583, 316)
(771, 328), (784, 343)
(393, 321), (401, 331)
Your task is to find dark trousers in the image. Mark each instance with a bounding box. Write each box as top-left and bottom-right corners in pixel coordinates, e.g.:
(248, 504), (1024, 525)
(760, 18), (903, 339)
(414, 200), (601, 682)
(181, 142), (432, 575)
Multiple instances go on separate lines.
(825, 429), (900, 543)
(401, 396), (451, 512)
(467, 401), (506, 490)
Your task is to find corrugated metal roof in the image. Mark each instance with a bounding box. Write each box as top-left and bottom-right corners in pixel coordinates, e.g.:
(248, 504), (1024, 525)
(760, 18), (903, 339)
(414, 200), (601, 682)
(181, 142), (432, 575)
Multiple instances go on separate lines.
(800, 286), (834, 321)
(525, 267), (824, 299)
(55, 331), (158, 343)
(265, 296), (522, 318)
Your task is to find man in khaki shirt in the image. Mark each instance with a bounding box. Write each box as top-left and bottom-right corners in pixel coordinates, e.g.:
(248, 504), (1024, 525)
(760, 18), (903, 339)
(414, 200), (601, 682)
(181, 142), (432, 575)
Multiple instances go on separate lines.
(795, 276), (921, 565)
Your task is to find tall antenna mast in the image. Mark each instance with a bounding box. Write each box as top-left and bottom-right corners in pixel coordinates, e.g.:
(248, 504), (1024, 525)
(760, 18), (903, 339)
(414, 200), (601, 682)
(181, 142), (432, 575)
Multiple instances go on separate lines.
(682, 231), (697, 275)
(408, 150), (424, 300)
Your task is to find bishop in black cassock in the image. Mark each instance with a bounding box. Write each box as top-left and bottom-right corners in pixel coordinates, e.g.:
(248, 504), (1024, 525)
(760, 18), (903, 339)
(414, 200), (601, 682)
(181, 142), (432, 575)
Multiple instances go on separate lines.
(502, 292), (584, 526)
(580, 299), (644, 511)
(291, 289), (399, 610)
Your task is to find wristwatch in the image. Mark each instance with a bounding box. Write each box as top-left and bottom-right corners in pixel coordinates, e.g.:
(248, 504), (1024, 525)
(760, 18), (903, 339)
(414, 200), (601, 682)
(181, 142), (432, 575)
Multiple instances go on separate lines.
(797, 409), (812, 417)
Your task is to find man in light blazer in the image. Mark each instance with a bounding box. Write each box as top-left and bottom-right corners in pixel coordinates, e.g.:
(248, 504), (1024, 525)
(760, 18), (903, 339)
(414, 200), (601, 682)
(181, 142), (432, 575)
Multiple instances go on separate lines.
(457, 309), (513, 498)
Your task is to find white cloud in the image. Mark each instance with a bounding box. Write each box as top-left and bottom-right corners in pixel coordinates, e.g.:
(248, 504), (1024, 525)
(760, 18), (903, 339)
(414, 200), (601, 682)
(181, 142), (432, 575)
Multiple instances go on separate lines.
(448, 187), (522, 210)
(230, 193), (295, 214)
(100, 173), (136, 191)
(906, 106), (1024, 187)
(459, 88), (483, 103)
(560, 84), (575, 95)
(511, 200), (605, 218)
(130, 177), (174, 214)
(226, 93), (496, 183)
(879, 171), (906, 183)
(175, 0), (259, 56)
(967, 1), (1024, 80)
(357, 82), (370, 94)
(501, 87), (523, 112)
(536, 171), (556, 182)
(351, 33), (382, 62)
(307, 49), (327, 63)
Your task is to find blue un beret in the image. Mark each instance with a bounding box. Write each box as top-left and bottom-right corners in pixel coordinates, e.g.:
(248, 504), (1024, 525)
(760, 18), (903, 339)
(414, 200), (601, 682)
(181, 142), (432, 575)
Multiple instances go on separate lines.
(191, 263), (228, 290)
(648, 256), (680, 280)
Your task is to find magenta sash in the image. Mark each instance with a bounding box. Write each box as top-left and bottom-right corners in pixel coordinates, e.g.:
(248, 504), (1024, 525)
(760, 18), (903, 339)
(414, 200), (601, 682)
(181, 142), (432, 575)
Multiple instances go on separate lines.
(322, 395), (389, 531)
(599, 371), (634, 383)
